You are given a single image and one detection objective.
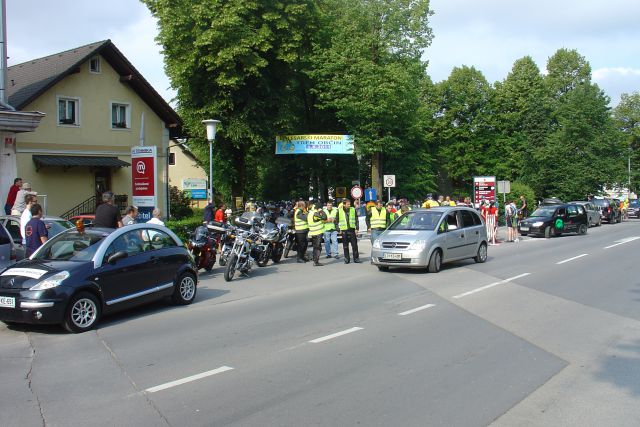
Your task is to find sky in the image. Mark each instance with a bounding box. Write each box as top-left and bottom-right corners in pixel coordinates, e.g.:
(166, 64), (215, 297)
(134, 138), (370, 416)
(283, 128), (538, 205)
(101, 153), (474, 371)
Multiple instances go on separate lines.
(6, 0), (640, 107)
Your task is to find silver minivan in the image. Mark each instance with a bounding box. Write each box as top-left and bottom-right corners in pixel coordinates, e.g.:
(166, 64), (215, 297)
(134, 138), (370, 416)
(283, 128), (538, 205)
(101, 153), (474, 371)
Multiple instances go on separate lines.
(0, 222), (16, 270)
(371, 207), (488, 272)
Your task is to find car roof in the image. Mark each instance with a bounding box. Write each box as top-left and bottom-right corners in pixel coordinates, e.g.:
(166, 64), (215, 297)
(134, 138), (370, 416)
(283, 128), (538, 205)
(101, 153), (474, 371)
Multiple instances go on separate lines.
(0, 215), (70, 222)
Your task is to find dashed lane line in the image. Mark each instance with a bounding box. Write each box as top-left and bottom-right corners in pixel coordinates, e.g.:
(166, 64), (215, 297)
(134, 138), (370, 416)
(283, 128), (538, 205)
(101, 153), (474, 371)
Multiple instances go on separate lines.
(556, 253), (589, 264)
(308, 327), (364, 344)
(145, 366), (234, 393)
(453, 273), (531, 299)
(604, 236), (640, 249)
(398, 304), (436, 316)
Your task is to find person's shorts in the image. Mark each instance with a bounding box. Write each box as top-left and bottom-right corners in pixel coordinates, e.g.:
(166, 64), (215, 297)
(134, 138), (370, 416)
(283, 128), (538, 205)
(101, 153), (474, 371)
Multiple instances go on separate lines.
(508, 217), (517, 228)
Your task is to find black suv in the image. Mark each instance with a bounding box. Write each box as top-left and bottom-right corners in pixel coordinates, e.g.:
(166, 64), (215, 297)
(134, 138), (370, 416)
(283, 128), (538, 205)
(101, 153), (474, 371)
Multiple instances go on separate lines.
(592, 198), (621, 223)
(518, 203), (589, 238)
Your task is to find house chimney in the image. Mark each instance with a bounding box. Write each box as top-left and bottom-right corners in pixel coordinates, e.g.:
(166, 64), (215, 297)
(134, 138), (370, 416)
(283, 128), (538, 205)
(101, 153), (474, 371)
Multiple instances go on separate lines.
(0, 0), (14, 110)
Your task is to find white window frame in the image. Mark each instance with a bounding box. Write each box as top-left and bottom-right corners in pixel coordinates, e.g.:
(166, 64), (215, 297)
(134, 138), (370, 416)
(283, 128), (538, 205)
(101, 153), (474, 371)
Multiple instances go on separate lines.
(110, 101), (131, 130)
(89, 56), (101, 74)
(56, 95), (81, 127)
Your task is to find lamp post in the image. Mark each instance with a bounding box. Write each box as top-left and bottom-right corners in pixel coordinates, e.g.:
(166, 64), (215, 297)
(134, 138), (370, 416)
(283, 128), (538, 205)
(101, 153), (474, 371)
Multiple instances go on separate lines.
(202, 119), (220, 202)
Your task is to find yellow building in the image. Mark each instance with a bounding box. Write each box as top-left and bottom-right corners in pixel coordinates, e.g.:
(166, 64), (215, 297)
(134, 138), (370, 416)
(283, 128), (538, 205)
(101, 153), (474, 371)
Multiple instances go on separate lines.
(6, 40), (182, 217)
(168, 144), (208, 209)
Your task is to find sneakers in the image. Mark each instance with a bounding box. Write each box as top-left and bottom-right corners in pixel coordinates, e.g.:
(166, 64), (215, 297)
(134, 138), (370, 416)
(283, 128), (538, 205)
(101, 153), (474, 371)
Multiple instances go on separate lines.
(326, 255), (332, 259)
(353, 259), (362, 263)
(314, 262), (324, 267)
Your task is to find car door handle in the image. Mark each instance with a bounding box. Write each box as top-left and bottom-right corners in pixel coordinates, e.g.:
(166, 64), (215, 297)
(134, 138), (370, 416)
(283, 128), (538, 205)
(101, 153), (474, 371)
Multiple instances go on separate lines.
(460, 234), (465, 238)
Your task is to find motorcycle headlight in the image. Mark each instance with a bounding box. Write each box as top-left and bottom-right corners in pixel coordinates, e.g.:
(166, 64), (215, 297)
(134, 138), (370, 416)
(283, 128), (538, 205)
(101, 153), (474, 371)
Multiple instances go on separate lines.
(373, 239), (381, 249)
(409, 240), (428, 250)
(532, 221), (544, 227)
(29, 271), (70, 291)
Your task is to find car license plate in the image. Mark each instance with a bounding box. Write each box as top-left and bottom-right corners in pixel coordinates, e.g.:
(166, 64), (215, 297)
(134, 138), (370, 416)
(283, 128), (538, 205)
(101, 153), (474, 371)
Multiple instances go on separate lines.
(0, 296), (15, 308)
(520, 226), (529, 232)
(383, 253), (402, 260)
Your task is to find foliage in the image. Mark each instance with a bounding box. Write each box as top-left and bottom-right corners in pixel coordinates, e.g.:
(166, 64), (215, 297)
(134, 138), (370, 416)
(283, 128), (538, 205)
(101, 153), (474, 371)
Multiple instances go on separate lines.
(165, 210), (204, 242)
(169, 185), (193, 219)
(612, 92), (640, 192)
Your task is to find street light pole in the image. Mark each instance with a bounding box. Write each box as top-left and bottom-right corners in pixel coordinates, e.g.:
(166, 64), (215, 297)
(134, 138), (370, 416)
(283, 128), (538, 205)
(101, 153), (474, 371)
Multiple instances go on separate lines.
(202, 119), (220, 202)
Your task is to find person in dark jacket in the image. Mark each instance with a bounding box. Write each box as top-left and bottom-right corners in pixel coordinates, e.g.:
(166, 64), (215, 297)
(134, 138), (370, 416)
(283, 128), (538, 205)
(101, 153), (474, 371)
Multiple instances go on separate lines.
(203, 199), (215, 223)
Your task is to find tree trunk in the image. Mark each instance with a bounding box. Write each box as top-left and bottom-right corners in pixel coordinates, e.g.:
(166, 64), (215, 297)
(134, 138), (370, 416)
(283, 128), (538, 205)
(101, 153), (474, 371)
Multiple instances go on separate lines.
(371, 151), (382, 198)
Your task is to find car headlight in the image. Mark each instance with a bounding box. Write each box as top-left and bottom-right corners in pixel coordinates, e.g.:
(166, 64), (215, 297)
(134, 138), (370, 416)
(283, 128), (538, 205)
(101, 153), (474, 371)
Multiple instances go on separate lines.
(532, 221), (544, 227)
(373, 239), (381, 249)
(409, 240), (428, 250)
(29, 271), (70, 291)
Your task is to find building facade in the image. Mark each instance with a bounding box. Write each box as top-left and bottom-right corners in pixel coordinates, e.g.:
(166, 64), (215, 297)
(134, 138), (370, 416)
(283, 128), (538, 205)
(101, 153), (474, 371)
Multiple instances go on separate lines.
(5, 40), (182, 217)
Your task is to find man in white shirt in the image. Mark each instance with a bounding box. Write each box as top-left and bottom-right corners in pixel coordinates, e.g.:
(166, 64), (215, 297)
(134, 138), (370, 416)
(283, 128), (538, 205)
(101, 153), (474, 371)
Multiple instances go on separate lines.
(20, 194), (37, 244)
(147, 208), (165, 226)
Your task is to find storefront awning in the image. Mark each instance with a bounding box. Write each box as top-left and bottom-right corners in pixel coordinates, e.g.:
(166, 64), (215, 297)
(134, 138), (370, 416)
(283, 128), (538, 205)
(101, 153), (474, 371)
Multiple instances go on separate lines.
(33, 155), (131, 170)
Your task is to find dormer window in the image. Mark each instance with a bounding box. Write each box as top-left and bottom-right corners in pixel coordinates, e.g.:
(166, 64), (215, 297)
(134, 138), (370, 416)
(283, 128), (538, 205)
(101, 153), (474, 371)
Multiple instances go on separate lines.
(89, 57), (101, 73)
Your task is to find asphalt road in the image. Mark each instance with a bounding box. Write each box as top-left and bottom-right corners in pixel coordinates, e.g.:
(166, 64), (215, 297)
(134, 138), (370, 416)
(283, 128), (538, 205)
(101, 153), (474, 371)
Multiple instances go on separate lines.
(2, 220), (640, 426)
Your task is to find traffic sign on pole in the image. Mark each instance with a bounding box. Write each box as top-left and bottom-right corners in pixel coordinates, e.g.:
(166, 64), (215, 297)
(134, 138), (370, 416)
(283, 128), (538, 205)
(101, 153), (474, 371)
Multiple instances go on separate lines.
(383, 175), (396, 188)
(336, 187), (347, 198)
(364, 187), (377, 202)
(350, 185), (363, 199)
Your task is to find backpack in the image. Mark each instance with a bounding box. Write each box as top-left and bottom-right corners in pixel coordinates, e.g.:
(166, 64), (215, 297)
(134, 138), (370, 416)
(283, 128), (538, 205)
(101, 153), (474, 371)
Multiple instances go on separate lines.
(506, 203), (516, 217)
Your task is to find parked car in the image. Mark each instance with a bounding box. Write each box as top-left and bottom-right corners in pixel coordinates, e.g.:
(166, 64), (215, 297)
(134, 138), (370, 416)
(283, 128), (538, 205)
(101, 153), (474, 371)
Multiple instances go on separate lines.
(0, 223), (197, 333)
(371, 207), (488, 272)
(569, 201), (602, 227)
(518, 204), (588, 238)
(0, 222), (16, 270)
(0, 215), (74, 261)
(69, 214), (96, 227)
(591, 198), (621, 223)
(628, 199), (640, 218)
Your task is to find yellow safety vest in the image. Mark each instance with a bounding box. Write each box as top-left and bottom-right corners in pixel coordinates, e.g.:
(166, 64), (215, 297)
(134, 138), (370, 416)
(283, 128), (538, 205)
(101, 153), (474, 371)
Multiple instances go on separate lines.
(307, 209), (324, 236)
(323, 207), (337, 232)
(338, 207), (357, 230)
(370, 207), (387, 229)
(294, 208), (308, 231)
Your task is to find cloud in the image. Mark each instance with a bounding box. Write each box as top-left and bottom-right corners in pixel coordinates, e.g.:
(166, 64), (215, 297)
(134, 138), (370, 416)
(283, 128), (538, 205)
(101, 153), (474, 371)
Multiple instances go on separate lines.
(592, 68), (640, 105)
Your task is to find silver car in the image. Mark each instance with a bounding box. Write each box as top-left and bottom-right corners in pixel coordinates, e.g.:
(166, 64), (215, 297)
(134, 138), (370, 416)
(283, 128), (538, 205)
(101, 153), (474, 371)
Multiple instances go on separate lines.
(0, 222), (16, 270)
(371, 207), (488, 272)
(568, 201), (602, 227)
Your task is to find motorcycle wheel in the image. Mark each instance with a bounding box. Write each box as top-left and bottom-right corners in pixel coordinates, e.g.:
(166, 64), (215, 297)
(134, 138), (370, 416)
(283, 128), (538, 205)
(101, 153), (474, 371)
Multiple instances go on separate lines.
(257, 247), (271, 267)
(218, 254), (227, 267)
(224, 254), (237, 282)
(272, 245), (283, 263)
(284, 239), (293, 258)
(205, 255), (215, 271)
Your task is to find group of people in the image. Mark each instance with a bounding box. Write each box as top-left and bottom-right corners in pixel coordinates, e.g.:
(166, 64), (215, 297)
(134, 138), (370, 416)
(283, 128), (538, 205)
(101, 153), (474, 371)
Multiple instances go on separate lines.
(93, 192), (165, 228)
(479, 195), (528, 245)
(4, 178), (48, 257)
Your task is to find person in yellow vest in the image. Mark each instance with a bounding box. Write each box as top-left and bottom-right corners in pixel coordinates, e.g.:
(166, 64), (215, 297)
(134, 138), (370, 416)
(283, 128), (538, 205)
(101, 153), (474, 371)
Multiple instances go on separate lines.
(367, 199), (387, 243)
(293, 200), (309, 263)
(386, 201), (399, 222)
(323, 199), (339, 259)
(337, 198), (361, 264)
(422, 194), (440, 208)
(307, 204), (327, 266)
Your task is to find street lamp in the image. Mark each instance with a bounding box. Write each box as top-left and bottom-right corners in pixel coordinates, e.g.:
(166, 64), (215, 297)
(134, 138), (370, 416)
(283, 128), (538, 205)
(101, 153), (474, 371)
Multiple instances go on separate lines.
(202, 119), (220, 202)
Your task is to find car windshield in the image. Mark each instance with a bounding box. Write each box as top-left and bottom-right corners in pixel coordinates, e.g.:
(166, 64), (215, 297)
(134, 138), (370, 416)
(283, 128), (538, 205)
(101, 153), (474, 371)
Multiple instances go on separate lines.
(388, 210), (442, 231)
(592, 199), (607, 207)
(630, 200), (640, 207)
(530, 206), (556, 217)
(33, 230), (107, 261)
(45, 219), (74, 237)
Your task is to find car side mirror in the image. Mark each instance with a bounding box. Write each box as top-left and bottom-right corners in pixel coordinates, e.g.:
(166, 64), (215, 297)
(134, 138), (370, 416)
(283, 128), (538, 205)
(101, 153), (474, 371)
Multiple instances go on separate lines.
(107, 250), (128, 264)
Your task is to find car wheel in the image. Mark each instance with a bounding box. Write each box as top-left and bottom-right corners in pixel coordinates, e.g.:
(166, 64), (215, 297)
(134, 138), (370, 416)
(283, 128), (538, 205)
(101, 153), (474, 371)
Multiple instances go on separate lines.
(428, 250), (442, 273)
(544, 226), (552, 239)
(377, 266), (389, 272)
(578, 224), (587, 235)
(172, 272), (197, 305)
(597, 217), (602, 226)
(63, 292), (100, 333)
(474, 242), (488, 263)
(224, 254), (238, 282)
(520, 233), (528, 236)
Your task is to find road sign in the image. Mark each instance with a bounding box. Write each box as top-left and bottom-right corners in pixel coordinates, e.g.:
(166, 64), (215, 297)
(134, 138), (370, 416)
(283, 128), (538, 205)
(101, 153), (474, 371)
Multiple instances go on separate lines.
(383, 175), (396, 188)
(336, 187), (347, 198)
(473, 176), (496, 205)
(497, 180), (511, 193)
(350, 185), (363, 199)
(364, 187), (377, 201)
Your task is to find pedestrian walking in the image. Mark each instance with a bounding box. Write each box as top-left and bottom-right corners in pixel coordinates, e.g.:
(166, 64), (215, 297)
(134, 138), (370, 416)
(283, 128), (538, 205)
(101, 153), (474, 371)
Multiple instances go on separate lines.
(4, 177), (21, 215)
(506, 199), (517, 242)
(323, 200), (339, 259)
(294, 200), (309, 263)
(20, 194), (37, 244)
(337, 198), (360, 263)
(93, 191), (123, 228)
(11, 182), (36, 215)
(25, 203), (48, 257)
(307, 205), (326, 266)
(122, 206), (138, 226)
(367, 200), (387, 243)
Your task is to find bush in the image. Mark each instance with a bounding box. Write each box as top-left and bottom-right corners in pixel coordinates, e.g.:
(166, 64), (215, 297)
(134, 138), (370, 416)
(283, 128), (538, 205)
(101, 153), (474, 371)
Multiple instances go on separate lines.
(497, 181), (537, 221)
(169, 185), (193, 220)
(166, 213), (204, 242)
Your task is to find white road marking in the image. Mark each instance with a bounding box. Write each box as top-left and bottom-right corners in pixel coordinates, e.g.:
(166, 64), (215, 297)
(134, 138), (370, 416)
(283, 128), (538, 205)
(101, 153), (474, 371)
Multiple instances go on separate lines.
(398, 304), (436, 316)
(309, 327), (364, 343)
(145, 366), (234, 393)
(604, 236), (640, 249)
(453, 273), (531, 299)
(556, 253), (589, 264)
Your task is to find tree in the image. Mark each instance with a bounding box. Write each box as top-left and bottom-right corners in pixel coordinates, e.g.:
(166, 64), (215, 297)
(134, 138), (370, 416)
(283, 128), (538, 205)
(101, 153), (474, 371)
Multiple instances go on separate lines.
(309, 0), (434, 195)
(612, 92), (640, 192)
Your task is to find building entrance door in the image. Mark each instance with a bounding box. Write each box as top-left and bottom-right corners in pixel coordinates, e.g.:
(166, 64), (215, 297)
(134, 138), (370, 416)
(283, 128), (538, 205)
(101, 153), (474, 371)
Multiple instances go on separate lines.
(95, 168), (111, 204)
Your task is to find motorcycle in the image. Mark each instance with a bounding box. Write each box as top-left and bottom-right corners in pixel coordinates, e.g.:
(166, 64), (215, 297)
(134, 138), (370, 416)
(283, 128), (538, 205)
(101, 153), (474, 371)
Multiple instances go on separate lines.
(188, 225), (217, 271)
(224, 214), (262, 282)
(217, 223), (237, 267)
(255, 221), (281, 267)
(283, 227), (297, 258)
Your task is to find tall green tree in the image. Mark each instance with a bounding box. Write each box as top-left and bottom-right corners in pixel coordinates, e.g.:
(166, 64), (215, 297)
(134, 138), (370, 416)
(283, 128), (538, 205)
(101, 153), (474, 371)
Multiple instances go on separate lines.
(613, 92), (640, 192)
(144, 0), (315, 201)
(309, 0), (434, 195)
